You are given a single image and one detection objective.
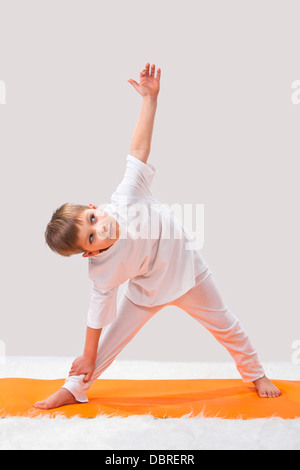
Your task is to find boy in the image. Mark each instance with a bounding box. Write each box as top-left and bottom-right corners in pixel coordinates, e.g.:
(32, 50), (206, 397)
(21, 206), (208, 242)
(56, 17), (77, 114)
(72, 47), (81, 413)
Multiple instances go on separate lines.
(34, 63), (280, 409)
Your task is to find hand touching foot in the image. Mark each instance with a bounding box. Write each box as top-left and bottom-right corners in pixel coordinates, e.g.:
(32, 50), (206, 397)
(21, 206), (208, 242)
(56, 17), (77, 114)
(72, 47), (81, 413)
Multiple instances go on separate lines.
(253, 376), (281, 398)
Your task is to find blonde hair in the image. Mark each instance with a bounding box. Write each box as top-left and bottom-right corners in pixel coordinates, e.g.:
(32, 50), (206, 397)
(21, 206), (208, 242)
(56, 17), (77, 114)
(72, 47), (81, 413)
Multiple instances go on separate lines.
(45, 203), (88, 256)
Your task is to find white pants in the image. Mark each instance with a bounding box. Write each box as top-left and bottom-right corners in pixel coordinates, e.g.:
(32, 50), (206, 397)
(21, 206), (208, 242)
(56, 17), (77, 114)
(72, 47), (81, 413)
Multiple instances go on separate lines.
(63, 269), (265, 402)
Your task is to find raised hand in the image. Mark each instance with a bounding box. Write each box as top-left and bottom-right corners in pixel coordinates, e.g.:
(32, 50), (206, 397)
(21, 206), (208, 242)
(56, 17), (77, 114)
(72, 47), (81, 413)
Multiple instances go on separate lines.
(128, 62), (161, 99)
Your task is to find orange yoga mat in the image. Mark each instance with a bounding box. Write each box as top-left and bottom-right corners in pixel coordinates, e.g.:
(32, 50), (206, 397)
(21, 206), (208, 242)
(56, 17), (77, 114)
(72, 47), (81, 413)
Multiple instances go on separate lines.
(0, 378), (300, 419)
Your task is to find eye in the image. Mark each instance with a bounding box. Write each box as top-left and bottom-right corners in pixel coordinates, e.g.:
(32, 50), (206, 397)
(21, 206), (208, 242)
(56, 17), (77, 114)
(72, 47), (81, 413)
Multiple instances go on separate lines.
(91, 214), (95, 223)
(89, 233), (93, 244)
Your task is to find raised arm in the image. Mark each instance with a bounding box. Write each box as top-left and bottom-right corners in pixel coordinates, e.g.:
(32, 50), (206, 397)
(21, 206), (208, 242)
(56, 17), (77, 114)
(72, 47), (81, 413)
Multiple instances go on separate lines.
(128, 62), (161, 164)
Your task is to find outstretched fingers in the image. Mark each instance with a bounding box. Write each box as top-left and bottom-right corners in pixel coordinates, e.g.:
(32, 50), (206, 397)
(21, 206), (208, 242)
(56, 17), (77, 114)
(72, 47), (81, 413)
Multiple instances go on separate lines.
(140, 64), (148, 79)
(156, 66), (161, 80)
(128, 62), (161, 97)
(141, 63), (161, 80)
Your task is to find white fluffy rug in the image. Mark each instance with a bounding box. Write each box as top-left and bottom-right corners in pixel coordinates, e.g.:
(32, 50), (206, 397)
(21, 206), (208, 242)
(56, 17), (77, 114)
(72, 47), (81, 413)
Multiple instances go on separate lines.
(0, 357), (300, 450)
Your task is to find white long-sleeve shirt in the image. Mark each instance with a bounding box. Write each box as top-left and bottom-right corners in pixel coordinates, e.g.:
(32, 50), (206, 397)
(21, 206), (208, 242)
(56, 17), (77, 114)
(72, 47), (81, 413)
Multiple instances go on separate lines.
(87, 154), (208, 329)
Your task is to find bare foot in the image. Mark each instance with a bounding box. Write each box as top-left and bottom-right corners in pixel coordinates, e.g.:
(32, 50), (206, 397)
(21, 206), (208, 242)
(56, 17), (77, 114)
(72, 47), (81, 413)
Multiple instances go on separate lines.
(253, 376), (281, 398)
(34, 387), (80, 410)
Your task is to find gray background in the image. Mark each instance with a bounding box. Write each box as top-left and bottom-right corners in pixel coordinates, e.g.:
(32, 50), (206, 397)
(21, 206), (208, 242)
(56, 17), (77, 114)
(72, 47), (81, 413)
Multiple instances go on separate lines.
(0, 0), (299, 363)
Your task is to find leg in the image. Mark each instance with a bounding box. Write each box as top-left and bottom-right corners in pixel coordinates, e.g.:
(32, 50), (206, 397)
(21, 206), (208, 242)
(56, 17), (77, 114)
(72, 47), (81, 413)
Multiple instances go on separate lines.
(171, 269), (280, 397)
(35, 293), (164, 408)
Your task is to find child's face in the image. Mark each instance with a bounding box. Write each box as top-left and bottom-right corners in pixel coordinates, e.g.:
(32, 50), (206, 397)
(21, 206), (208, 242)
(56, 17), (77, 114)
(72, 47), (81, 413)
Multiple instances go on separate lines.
(77, 204), (119, 257)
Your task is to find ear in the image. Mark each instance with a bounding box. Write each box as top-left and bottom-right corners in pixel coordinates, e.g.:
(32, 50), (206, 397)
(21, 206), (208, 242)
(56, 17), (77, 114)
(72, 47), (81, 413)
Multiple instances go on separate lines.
(82, 247), (104, 257)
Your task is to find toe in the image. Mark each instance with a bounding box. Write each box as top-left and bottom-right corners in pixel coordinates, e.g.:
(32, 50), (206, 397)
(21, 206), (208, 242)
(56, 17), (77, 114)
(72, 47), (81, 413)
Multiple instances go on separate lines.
(269, 386), (281, 398)
(34, 401), (46, 409)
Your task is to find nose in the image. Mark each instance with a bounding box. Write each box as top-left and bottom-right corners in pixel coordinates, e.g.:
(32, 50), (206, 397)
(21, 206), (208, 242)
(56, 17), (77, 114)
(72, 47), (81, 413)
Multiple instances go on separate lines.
(96, 219), (109, 237)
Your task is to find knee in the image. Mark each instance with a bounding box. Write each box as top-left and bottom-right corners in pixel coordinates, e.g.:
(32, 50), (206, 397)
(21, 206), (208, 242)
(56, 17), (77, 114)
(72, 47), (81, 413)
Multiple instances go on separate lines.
(207, 308), (237, 331)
